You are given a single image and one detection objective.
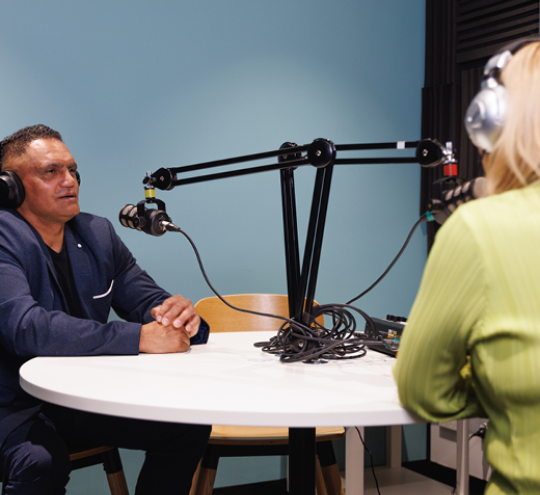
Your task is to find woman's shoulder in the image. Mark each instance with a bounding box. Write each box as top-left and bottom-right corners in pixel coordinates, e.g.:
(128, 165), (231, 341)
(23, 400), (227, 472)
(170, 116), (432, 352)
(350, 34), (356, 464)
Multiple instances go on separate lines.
(457, 182), (540, 224)
(443, 182), (540, 254)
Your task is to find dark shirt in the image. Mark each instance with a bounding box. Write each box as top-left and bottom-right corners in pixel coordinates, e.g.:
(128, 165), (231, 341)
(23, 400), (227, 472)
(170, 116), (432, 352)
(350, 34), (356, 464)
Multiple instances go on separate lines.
(47, 244), (83, 318)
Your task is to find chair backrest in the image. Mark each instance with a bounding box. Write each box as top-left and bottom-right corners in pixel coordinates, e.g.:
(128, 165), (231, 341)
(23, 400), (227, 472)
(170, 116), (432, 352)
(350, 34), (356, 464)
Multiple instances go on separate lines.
(195, 294), (323, 333)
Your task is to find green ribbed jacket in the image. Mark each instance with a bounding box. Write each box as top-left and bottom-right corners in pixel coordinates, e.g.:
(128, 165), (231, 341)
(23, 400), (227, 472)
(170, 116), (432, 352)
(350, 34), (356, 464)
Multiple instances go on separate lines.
(393, 181), (540, 495)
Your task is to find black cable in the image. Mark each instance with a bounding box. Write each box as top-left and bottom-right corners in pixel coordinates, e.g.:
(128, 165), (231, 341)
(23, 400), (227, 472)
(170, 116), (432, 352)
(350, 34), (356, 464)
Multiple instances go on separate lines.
(174, 225), (316, 327)
(470, 422), (488, 440)
(347, 214), (428, 305)
(170, 225), (382, 363)
(355, 427), (381, 495)
(261, 303), (379, 363)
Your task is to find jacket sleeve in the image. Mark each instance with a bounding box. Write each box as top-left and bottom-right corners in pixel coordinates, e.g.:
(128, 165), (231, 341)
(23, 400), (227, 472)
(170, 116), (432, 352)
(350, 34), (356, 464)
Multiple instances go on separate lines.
(0, 214), (164, 357)
(0, 257), (141, 358)
(393, 210), (487, 422)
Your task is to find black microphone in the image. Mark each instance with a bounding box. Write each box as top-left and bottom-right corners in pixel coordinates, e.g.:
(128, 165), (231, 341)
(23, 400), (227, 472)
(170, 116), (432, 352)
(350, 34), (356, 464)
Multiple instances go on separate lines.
(119, 202), (180, 236)
(428, 177), (487, 224)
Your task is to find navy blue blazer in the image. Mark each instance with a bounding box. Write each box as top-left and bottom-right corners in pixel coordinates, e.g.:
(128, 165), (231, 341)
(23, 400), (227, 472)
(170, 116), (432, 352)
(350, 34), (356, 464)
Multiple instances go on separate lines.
(0, 207), (208, 448)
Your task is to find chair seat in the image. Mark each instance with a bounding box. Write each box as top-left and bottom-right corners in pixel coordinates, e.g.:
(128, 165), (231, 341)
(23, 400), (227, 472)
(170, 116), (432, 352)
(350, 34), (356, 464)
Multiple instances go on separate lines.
(209, 425), (345, 445)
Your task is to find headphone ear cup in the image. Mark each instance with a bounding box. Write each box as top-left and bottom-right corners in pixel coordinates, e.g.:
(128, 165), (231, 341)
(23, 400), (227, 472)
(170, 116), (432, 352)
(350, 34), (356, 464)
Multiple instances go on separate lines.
(465, 83), (507, 153)
(0, 171), (25, 209)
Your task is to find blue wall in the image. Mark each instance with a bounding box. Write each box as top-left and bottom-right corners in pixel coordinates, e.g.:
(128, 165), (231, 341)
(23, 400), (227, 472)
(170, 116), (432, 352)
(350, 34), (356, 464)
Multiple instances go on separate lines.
(0, 0), (426, 492)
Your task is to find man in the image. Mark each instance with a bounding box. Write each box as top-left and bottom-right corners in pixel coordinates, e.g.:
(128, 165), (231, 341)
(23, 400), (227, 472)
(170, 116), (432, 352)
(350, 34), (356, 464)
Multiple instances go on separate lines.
(0, 125), (211, 494)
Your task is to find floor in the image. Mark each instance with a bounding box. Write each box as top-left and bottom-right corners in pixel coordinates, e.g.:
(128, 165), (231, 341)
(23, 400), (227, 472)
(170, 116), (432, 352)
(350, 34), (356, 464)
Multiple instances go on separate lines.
(213, 466), (457, 494)
(362, 466), (455, 494)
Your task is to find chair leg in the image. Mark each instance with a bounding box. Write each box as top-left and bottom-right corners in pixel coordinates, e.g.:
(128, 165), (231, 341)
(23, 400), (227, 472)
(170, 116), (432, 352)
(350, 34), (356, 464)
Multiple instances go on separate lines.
(193, 444), (220, 495)
(189, 461), (201, 495)
(315, 458), (328, 495)
(102, 449), (129, 495)
(194, 466), (218, 495)
(317, 441), (344, 495)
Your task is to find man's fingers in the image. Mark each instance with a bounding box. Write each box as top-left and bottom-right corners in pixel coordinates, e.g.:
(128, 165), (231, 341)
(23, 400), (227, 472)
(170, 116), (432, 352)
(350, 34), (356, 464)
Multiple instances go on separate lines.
(151, 296), (201, 337)
(158, 297), (195, 326)
(183, 314), (201, 337)
(151, 305), (162, 320)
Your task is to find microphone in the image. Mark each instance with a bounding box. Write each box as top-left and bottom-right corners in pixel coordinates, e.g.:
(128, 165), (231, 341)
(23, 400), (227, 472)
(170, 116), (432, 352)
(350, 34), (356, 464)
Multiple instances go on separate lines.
(119, 202), (180, 236)
(428, 177), (487, 224)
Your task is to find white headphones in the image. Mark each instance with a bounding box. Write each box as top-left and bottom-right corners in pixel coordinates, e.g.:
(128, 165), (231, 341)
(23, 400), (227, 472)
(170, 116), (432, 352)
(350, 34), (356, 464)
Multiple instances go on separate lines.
(464, 37), (539, 153)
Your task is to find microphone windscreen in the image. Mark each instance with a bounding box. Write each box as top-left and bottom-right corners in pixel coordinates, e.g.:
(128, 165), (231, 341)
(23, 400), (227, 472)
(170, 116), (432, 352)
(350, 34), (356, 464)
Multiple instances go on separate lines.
(119, 204), (139, 229)
(431, 177), (488, 224)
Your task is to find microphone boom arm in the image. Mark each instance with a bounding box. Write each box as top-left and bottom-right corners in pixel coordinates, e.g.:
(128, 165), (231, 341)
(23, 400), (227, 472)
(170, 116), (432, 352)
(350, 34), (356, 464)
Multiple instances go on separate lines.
(142, 137), (449, 328)
(145, 139), (424, 191)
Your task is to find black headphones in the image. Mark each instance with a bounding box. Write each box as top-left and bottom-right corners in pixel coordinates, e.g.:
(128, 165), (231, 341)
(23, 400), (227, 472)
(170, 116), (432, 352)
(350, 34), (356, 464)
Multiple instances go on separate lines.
(465, 37), (540, 153)
(0, 170), (81, 209)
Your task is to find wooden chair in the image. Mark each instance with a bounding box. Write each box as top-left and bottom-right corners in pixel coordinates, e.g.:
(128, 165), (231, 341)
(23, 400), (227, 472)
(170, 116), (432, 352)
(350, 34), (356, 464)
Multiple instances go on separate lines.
(1, 445), (128, 495)
(190, 294), (345, 495)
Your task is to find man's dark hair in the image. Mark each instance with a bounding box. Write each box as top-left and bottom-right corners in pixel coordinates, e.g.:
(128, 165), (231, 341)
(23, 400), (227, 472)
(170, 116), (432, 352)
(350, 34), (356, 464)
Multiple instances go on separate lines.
(0, 125), (63, 170)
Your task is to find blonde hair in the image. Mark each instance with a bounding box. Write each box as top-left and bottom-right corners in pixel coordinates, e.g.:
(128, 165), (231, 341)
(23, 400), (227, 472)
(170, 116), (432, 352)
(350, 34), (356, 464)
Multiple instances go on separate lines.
(485, 41), (540, 195)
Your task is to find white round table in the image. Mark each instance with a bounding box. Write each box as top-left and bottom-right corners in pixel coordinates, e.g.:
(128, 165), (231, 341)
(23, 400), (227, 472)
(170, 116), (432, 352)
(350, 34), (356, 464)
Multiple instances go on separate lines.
(20, 331), (418, 494)
(20, 331), (415, 427)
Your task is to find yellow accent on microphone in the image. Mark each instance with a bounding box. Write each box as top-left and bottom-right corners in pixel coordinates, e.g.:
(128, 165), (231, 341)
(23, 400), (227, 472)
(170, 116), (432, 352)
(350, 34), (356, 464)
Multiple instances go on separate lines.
(145, 188), (156, 199)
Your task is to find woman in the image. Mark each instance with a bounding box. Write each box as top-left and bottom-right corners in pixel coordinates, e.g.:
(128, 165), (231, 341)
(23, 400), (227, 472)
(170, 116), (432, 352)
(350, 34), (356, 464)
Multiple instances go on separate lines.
(393, 40), (540, 494)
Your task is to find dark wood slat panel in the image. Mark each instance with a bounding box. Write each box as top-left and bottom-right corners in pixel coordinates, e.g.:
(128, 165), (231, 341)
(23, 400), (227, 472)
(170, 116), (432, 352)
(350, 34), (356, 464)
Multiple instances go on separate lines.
(457, 4), (538, 37)
(458, 23), (539, 53)
(457, 25), (539, 62)
(458, 0), (533, 19)
(456, 0), (538, 63)
(424, 0), (457, 87)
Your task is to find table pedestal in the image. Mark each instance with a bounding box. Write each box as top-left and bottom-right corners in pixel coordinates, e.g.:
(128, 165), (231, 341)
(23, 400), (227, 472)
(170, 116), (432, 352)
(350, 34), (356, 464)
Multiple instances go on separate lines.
(289, 428), (316, 494)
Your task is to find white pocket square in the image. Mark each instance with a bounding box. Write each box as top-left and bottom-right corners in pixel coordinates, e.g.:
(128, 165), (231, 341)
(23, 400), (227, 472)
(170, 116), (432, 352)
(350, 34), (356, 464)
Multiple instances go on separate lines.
(93, 280), (114, 299)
